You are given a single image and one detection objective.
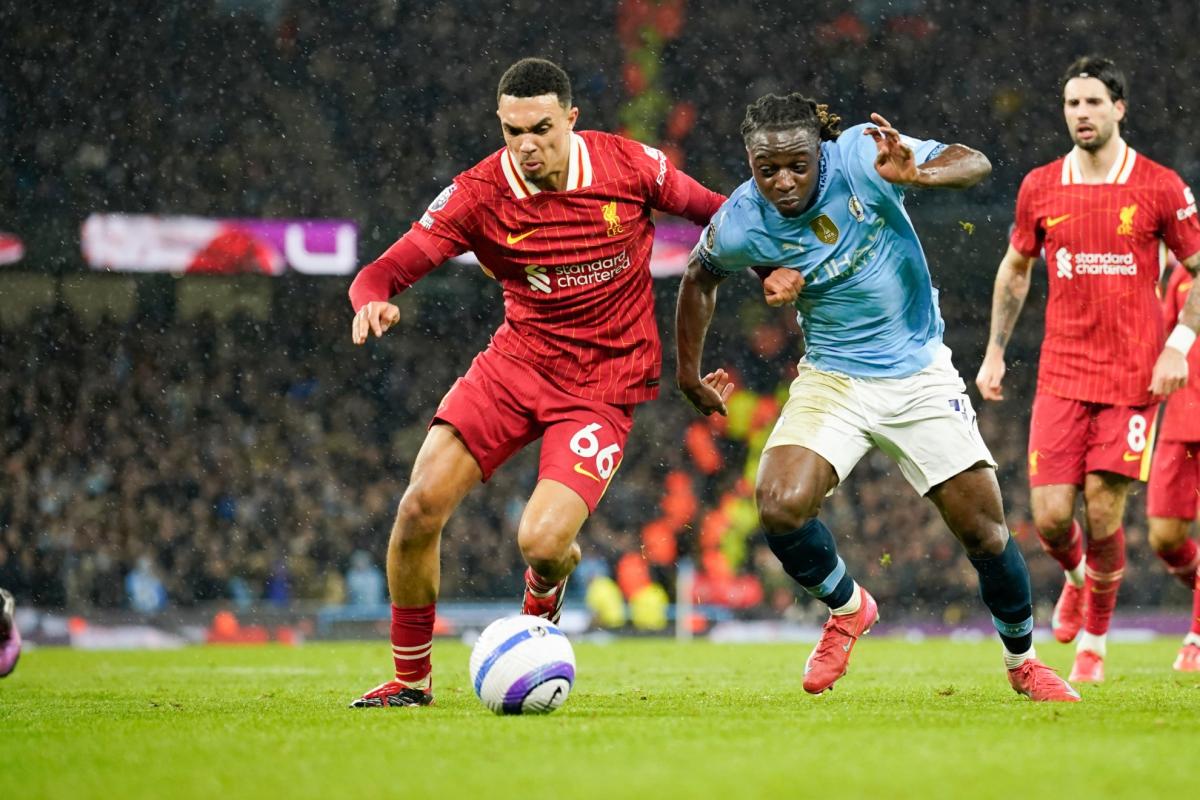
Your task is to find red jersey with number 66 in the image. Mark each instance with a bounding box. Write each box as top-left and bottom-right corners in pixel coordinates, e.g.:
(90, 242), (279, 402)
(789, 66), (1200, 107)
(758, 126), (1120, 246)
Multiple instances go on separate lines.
(1011, 141), (1200, 406)
(401, 130), (722, 406)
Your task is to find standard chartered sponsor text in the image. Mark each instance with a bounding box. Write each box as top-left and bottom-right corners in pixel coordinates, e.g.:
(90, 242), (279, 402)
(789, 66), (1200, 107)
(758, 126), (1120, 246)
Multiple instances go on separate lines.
(553, 251), (631, 288)
(1073, 251), (1137, 276)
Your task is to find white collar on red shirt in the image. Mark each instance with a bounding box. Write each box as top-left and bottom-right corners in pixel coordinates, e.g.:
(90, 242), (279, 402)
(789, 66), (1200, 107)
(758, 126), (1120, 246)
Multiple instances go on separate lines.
(1062, 138), (1137, 185)
(500, 132), (594, 199)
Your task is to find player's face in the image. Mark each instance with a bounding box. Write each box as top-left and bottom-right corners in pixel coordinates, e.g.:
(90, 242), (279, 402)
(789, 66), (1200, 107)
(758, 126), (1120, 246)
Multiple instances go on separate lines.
(1063, 77), (1125, 152)
(497, 94), (579, 188)
(745, 129), (821, 217)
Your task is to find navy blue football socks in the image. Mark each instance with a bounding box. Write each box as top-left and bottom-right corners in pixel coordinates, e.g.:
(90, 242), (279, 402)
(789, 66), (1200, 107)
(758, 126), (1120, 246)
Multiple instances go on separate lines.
(765, 519), (856, 610)
(968, 535), (1035, 655)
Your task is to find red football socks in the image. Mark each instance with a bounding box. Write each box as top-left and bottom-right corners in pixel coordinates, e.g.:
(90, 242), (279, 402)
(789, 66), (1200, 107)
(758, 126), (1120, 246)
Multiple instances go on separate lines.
(525, 568), (560, 597)
(1157, 538), (1200, 590)
(391, 603), (435, 689)
(1084, 528), (1126, 636)
(1038, 519), (1084, 573)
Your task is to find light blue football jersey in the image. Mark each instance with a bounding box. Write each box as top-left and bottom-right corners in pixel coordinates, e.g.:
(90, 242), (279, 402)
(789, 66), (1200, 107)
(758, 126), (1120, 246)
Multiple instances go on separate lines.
(698, 123), (948, 378)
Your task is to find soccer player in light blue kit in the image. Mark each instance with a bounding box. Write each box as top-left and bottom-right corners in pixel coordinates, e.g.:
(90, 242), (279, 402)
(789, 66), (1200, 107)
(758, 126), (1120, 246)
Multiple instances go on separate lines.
(675, 93), (1080, 701)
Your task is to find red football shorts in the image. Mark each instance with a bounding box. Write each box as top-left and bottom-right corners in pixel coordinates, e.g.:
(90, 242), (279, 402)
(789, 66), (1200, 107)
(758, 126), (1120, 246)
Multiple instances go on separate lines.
(1027, 393), (1158, 487)
(432, 348), (634, 513)
(1147, 440), (1200, 520)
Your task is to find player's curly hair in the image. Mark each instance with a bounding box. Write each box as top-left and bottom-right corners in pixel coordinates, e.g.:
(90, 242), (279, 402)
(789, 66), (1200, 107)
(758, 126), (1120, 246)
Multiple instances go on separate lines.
(1061, 55), (1127, 104)
(497, 58), (572, 108)
(740, 93), (842, 145)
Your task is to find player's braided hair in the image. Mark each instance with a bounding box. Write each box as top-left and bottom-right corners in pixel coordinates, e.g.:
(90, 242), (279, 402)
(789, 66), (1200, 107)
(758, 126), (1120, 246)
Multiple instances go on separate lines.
(740, 93), (842, 145)
(497, 58), (572, 108)
(1062, 55), (1127, 104)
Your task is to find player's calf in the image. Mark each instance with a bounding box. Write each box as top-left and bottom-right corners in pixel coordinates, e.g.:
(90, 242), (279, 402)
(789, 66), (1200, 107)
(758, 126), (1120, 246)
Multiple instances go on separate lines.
(1153, 537), (1199, 589)
(1035, 521), (1087, 631)
(1074, 529), (1125, 667)
(515, 495), (583, 628)
(1035, 521), (1087, 644)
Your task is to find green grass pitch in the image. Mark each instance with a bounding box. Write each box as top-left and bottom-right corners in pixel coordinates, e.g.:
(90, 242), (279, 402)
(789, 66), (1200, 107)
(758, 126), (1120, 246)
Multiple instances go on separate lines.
(4, 638), (1198, 799)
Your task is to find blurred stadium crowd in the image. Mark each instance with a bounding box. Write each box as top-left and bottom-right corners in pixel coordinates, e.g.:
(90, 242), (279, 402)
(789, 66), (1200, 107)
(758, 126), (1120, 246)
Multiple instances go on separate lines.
(3, 0), (1199, 624)
(1, 271), (1181, 624)
(7, 1), (1200, 263)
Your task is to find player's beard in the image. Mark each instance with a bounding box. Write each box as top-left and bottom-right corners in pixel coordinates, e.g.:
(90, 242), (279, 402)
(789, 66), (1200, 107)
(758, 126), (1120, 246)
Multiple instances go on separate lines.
(1073, 123), (1113, 153)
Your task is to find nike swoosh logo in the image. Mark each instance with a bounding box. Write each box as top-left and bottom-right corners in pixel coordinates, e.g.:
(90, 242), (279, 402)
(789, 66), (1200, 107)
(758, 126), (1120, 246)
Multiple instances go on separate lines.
(1045, 214), (1071, 228)
(506, 228), (539, 245)
(1122, 451), (1143, 462)
(573, 462), (601, 482)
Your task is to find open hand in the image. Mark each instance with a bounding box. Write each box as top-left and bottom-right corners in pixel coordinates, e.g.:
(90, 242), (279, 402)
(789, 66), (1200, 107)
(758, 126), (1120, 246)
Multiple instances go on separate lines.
(865, 113), (918, 185)
(680, 368), (735, 416)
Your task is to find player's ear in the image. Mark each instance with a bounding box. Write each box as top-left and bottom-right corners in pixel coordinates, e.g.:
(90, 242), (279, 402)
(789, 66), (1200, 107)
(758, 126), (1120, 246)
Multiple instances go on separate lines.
(566, 105), (579, 130)
(1113, 99), (1126, 123)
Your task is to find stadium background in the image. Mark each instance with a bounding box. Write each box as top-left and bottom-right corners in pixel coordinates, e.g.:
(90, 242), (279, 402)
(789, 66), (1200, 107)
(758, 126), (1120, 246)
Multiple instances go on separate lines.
(4, 0), (1199, 636)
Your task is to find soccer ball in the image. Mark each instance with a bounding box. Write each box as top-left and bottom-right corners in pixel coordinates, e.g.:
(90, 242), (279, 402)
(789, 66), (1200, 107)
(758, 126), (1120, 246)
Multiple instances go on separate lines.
(468, 614), (576, 715)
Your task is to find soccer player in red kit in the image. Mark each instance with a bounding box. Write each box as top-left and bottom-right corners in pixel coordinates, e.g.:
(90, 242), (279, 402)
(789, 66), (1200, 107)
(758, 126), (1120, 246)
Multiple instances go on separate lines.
(345, 58), (726, 707)
(1148, 258), (1200, 671)
(977, 56), (1200, 683)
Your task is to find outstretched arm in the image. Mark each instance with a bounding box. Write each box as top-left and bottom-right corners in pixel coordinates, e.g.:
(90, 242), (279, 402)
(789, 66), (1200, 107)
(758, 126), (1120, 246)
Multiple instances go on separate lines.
(348, 235), (442, 345)
(865, 113), (991, 189)
(659, 169), (727, 227)
(1151, 250), (1200, 395)
(676, 250), (735, 416)
(975, 245), (1036, 401)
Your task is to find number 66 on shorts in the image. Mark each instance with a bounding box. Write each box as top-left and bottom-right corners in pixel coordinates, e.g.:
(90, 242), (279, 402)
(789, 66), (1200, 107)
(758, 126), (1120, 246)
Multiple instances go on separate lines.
(432, 349), (634, 514)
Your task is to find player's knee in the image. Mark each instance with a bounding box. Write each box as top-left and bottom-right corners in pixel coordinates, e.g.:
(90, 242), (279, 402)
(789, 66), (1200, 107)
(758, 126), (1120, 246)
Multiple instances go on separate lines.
(1032, 505), (1073, 539)
(756, 483), (822, 533)
(1083, 503), (1120, 539)
(518, 524), (577, 575)
(1081, 482), (1127, 537)
(1148, 520), (1187, 554)
(956, 525), (1008, 559)
(392, 486), (452, 547)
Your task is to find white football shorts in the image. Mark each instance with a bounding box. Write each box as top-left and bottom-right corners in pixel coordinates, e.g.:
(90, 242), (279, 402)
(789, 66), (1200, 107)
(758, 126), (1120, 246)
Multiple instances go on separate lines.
(763, 345), (996, 495)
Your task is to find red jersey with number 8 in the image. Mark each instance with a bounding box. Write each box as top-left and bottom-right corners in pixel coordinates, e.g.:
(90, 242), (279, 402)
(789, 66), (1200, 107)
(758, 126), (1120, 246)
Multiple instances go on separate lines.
(1010, 141), (1200, 406)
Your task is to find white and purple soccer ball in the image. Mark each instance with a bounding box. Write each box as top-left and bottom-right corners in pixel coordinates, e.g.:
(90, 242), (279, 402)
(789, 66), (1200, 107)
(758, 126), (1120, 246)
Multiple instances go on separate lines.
(469, 615), (575, 715)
